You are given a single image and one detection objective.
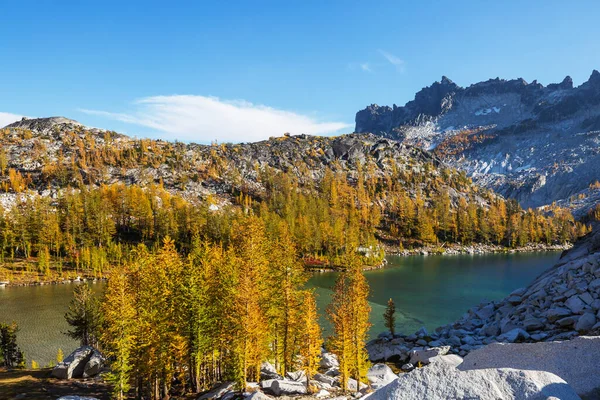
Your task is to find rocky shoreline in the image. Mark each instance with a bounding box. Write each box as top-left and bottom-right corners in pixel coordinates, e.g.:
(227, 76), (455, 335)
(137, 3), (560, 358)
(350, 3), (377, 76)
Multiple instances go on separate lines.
(1, 276), (107, 288)
(307, 242), (570, 274)
(365, 226), (600, 398)
(384, 242), (572, 257)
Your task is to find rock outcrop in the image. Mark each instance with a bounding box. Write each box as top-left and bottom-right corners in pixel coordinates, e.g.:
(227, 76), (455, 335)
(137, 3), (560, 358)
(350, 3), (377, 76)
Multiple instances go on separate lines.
(365, 363), (397, 389)
(369, 362), (579, 400)
(52, 346), (105, 380)
(459, 336), (600, 398)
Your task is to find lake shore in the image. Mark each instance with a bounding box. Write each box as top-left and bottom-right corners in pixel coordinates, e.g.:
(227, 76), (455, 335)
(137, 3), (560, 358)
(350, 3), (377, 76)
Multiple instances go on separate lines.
(384, 242), (571, 257)
(0, 276), (107, 288)
(307, 242), (570, 273)
(1, 243), (570, 285)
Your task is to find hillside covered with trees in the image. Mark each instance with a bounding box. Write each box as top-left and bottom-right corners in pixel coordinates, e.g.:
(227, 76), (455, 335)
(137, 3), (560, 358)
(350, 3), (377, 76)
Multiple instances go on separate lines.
(0, 117), (589, 283)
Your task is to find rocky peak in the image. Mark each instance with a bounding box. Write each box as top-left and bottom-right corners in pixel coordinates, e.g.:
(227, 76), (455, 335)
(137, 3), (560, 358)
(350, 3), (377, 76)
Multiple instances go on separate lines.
(465, 77), (532, 97)
(411, 77), (461, 117)
(4, 116), (84, 131)
(440, 76), (455, 86)
(548, 76), (574, 91)
(587, 69), (600, 88)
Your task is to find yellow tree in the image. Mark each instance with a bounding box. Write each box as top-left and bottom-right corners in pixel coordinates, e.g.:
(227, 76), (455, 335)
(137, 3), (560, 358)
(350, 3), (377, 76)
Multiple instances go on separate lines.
(299, 290), (322, 392)
(130, 238), (184, 399)
(231, 216), (270, 388)
(327, 251), (371, 392)
(267, 222), (306, 375)
(101, 269), (136, 400)
(346, 254), (371, 387)
(327, 268), (351, 391)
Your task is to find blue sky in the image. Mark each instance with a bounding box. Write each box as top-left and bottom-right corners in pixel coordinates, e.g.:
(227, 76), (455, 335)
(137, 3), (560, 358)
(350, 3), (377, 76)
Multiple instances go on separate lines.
(1, 0), (599, 143)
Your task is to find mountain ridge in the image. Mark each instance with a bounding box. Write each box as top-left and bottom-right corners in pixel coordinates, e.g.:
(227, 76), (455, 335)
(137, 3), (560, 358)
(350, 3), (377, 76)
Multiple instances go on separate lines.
(355, 70), (600, 216)
(0, 116), (585, 256)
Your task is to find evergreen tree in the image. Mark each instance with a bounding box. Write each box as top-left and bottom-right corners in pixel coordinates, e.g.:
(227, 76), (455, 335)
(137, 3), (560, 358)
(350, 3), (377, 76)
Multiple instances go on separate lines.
(233, 217), (270, 388)
(65, 284), (100, 347)
(101, 270), (135, 400)
(383, 298), (396, 336)
(0, 322), (24, 368)
(327, 251), (371, 392)
(299, 290), (322, 393)
(267, 222), (306, 375)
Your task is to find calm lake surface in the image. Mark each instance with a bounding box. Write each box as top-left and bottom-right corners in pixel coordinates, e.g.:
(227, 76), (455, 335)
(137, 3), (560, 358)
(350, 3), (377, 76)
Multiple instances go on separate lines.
(0, 252), (561, 365)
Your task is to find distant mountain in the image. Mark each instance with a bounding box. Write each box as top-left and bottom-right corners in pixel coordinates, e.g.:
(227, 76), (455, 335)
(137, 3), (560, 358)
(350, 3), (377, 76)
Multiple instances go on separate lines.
(0, 116), (458, 207)
(355, 71), (600, 216)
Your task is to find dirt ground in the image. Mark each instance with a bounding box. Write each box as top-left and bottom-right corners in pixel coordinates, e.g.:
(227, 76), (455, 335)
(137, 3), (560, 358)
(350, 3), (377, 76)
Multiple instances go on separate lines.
(0, 368), (112, 400)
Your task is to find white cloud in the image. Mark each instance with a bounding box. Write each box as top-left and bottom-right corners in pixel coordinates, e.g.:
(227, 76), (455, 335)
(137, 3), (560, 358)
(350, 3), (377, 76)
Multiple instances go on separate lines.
(80, 95), (351, 143)
(360, 63), (372, 72)
(0, 112), (24, 128)
(348, 62), (373, 73)
(378, 50), (405, 72)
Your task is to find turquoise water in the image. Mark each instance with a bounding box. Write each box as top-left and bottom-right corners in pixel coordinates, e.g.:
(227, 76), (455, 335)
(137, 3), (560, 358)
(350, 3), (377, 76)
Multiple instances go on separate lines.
(0, 252), (560, 365)
(308, 251), (561, 337)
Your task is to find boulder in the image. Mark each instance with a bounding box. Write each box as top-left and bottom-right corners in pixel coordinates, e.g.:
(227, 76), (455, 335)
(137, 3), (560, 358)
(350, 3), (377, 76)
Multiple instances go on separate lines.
(481, 322), (500, 337)
(589, 278), (600, 291)
(366, 341), (408, 362)
(565, 295), (586, 314)
(461, 335), (475, 345)
(369, 362), (579, 400)
(269, 380), (307, 396)
(260, 362), (281, 380)
(579, 291), (594, 305)
(545, 308), (573, 323)
(575, 313), (596, 332)
(310, 380), (332, 391)
(557, 316), (579, 327)
(313, 373), (337, 387)
(459, 336), (600, 398)
(198, 382), (235, 399)
(500, 318), (519, 334)
(320, 352), (339, 369)
(285, 370), (307, 383)
(447, 335), (462, 346)
(259, 379), (276, 392)
(401, 363), (414, 372)
(52, 346), (94, 380)
(475, 304), (495, 320)
(245, 392), (271, 400)
(366, 363), (397, 389)
(408, 346), (450, 365)
(221, 392), (236, 400)
(347, 378), (367, 392)
(415, 327), (428, 337)
(522, 317), (544, 332)
(497, 328), (529, 343)
(83, 349), (105, 378)
(429, 354), (463, 368)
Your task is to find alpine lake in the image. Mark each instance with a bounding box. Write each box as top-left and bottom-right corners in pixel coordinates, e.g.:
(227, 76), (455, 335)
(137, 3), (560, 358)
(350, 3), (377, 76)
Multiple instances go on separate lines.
(0, 251), (561, 365)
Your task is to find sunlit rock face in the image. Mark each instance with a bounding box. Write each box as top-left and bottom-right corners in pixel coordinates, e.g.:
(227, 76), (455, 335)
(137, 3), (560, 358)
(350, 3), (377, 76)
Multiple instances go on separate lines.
(356, 71), (600, 214)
